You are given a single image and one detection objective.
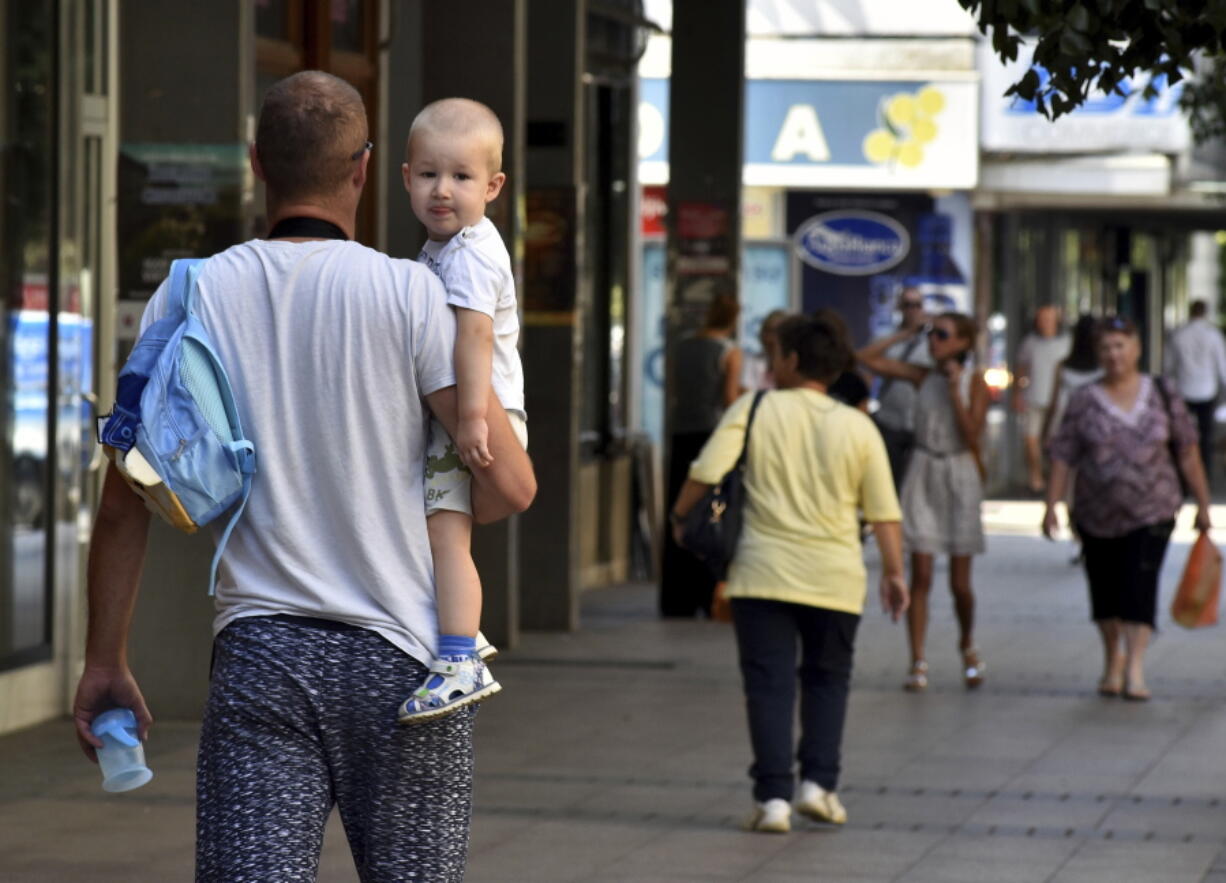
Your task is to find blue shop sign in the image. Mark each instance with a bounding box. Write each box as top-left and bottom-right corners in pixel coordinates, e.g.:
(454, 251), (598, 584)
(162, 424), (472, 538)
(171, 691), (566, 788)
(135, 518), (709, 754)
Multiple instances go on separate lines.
(794, 210), (910, 276)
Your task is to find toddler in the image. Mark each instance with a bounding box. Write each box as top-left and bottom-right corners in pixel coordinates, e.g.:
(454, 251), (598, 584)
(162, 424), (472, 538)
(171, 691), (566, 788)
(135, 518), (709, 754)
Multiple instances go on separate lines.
(397, 98), (527, 724)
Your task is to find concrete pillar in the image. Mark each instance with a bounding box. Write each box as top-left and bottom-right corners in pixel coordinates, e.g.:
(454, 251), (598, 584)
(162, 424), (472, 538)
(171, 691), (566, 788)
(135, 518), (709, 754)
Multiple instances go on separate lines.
(660, 1), (744, 610)
(518, 0), (586, 631)
(119, 0), (253, 718)
(420, 0), (527, 647)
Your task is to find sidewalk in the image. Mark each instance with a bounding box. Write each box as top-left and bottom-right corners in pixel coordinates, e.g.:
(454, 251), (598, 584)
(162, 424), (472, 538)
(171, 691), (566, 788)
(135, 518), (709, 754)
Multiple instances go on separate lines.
(4, 512), (1226, 882)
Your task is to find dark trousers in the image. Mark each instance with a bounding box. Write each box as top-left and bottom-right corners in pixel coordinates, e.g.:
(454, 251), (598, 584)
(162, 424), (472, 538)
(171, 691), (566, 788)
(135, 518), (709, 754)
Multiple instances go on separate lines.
(661, 430), (717, 617)
(731, 598), (860, 801)
(1184, 398), (1216, 484)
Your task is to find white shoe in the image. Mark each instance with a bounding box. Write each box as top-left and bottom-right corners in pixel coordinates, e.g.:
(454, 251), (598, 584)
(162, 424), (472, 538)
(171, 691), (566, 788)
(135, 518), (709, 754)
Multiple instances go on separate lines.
(744, 798), (791, 833)
(796, 781), (847, 825)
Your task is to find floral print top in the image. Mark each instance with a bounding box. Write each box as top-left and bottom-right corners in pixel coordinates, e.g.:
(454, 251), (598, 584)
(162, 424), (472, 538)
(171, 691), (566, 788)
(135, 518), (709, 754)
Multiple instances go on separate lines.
(1048, 376), (1197, 537)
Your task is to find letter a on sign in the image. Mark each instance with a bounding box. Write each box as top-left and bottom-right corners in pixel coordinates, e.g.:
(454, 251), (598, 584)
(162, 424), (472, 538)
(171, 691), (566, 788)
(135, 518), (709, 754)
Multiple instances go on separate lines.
(771, 105), (831, 162)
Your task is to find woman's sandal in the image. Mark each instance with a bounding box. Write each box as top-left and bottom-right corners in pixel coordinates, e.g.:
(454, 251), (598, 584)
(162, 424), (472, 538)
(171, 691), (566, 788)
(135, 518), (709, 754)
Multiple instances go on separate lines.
(1123, 680), (1151, 702)
(1097, 674), (1123, 698)
(903, 660), (929, 692)
(962, 648), (985, 689)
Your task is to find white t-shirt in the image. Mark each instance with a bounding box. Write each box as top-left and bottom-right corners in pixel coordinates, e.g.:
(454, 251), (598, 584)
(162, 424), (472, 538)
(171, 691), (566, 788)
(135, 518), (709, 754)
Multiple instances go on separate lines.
(1165, 318), (1226, 402)
(1018, 332), (1071, 409)
(139, 239), (457, 665)
(418, 217), (525, 415)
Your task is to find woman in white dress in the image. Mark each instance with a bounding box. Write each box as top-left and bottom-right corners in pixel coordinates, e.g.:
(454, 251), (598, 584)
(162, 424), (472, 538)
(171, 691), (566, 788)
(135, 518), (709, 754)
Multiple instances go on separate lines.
(858, 313), (989, 691)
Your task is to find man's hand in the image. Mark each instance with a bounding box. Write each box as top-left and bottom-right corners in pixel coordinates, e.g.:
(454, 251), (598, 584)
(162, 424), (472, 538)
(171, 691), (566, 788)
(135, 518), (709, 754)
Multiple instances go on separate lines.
(879, 572), (909, 622)
(1041, 504), (1061, 540)
(73, 664), (152, 762)
(456, 416), (493, 469)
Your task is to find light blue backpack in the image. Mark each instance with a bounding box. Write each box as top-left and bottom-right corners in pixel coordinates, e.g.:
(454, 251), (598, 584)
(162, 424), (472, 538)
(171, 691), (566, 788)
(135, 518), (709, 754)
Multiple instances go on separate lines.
(98, 258), (256, 594)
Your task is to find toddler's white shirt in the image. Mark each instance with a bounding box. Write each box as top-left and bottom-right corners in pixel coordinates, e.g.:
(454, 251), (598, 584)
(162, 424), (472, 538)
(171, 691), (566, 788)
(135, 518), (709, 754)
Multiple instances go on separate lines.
(418, 217), (525, 415)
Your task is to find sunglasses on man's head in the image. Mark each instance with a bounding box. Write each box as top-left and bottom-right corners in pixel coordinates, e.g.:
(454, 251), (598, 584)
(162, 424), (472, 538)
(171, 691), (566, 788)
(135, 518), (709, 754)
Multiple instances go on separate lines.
(350, 140), (373, 161)
(901, 301), (924, 310)
(928, 327), (951, 341)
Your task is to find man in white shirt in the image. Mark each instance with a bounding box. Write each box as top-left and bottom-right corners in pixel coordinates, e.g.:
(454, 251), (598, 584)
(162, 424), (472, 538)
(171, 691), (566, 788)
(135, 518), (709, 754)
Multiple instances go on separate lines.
(871, 287), (932, 489)
(1165, 300), (1226, 482)
(71, 71), (535, 881)
(1015, 306), (1070, 493)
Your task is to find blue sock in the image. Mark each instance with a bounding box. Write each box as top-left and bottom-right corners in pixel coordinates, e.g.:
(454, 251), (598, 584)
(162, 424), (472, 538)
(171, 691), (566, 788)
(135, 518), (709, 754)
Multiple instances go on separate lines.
(438, 634), (477, 659)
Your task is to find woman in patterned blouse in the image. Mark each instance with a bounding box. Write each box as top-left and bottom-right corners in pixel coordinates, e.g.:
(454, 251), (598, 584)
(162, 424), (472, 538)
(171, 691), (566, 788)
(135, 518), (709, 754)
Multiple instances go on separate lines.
(1044, 316), (1211, 701)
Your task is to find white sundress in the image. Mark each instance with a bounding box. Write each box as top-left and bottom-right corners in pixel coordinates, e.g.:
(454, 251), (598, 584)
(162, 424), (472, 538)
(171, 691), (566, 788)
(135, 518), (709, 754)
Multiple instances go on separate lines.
(899, 370), (986, 556)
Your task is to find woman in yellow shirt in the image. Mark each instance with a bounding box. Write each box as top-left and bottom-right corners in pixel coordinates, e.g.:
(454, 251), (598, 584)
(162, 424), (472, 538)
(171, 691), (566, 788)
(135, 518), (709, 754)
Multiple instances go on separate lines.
(671, 314), (908, 834)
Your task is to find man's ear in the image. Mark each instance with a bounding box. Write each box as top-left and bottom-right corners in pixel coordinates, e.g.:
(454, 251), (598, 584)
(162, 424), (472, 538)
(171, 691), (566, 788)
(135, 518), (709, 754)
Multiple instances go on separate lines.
(485, 172), (507, 204)
(352, 149), (370, 191)
(249, 143), (266, 182)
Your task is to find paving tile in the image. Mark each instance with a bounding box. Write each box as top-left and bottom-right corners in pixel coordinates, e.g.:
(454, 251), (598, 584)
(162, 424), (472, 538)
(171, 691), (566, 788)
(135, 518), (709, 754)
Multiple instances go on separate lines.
(595, 827), (793, 880)
(1050, 839), (1220, 883)
(757, 828), (944, 878)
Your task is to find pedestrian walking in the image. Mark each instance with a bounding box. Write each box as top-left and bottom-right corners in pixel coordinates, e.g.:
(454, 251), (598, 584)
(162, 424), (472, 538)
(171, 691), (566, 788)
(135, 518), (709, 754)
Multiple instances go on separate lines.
(1040, 314), (1104, 443)
(1045, 316), (1210, 701)
(1041, 314), (1104, 565)
(1164, 300), (1226, 484)
(671, 314), (907, 833)
(857, 313), (989, 692)
(72, 71), (536, 882)
(742, 308), (789, 391)
(812, 308), (870, 411)
(870, 287), (932, 489)
(662, 293), (743, 617)
(1016, 306), (1071, 494)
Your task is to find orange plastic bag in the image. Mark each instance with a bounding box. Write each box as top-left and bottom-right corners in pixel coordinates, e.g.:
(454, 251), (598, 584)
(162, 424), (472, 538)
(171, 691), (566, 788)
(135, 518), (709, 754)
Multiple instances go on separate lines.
(1170, 532), (1222, 629)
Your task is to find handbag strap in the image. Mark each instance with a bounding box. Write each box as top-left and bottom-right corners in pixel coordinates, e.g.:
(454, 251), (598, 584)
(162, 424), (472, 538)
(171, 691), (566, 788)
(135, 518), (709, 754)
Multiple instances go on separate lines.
(735, 390), (768, 472)
(1152, 374), (1187, 485)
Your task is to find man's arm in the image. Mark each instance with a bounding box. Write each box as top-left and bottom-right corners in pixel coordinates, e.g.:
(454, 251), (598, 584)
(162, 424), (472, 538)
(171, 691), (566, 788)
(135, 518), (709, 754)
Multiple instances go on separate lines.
(426, 386), (536, 523)
(73, 463), (153, 760)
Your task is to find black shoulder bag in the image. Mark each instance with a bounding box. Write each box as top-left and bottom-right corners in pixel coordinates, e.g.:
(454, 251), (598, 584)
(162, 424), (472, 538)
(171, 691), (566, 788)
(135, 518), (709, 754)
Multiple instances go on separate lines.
(680, 390), (767, 580)
(1153, 375), (1190, 498)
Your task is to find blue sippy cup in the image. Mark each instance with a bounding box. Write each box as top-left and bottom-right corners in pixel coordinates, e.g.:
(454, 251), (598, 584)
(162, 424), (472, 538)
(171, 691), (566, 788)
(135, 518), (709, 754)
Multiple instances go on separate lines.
(90, 708), (153, 793)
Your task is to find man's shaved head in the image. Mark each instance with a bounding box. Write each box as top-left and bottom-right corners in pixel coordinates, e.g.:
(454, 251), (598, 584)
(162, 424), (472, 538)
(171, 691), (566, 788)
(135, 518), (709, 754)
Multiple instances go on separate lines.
(256, 71), (368, 202)
(406, 98), (504, 173)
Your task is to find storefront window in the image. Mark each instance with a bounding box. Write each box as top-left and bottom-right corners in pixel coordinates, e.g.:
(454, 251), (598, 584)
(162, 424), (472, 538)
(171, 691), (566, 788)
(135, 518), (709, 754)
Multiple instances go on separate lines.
(1, 1), (55, 667)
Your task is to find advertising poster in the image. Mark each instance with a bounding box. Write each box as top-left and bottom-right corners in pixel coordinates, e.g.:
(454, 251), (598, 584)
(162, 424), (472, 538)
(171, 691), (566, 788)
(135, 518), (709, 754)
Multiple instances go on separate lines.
(787, 191), (970, 346)
(118, 143), (247, 302)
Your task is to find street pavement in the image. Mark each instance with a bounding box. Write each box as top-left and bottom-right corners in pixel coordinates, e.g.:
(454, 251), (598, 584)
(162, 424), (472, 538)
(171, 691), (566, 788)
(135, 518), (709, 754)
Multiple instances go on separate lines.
(4, 503), (1226, 882)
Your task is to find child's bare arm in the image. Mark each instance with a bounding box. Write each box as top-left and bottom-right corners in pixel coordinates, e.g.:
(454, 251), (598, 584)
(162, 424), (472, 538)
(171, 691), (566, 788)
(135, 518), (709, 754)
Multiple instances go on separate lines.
(455, 308), (495, 467)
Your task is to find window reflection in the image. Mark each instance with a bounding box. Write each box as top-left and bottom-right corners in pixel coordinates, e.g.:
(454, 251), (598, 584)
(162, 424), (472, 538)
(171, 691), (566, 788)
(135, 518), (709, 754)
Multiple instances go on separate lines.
(1, 0), (54, 666)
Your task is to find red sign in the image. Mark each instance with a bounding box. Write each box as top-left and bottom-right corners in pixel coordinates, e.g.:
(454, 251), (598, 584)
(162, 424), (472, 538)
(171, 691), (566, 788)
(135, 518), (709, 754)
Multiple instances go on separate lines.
(641, 186), (667, 236)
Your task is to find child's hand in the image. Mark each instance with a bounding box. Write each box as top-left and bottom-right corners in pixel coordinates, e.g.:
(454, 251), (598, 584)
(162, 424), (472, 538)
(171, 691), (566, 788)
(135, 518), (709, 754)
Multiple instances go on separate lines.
(457, 417), (493, 469)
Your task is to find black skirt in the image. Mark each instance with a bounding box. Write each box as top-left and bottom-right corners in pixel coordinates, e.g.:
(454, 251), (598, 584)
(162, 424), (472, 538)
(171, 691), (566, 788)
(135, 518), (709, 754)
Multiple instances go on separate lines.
(1077, 520), (1175, 628)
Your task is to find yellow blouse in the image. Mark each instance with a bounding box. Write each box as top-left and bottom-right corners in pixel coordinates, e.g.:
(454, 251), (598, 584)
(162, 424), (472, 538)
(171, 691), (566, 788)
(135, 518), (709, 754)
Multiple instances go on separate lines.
(689, 389), (901, 614)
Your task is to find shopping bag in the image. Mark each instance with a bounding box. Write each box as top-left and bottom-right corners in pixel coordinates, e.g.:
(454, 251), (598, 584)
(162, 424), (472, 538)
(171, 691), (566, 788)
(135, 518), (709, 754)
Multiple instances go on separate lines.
(1170, 532), (1222, 629)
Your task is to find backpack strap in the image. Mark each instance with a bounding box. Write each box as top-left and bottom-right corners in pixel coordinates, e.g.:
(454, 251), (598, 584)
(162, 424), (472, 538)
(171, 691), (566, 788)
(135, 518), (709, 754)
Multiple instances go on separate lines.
(207, 439), (257, 596)
(167, 258), (206, 320)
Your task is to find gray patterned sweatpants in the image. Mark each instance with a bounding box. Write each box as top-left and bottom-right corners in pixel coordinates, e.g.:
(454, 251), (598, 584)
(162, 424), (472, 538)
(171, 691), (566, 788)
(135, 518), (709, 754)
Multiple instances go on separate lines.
(196, 615), (476, 882)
